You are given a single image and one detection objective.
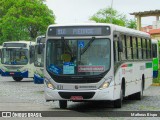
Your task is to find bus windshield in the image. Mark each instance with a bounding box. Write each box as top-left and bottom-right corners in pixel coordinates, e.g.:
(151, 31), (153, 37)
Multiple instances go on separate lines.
(34, 45), (44, 67)
(2, 48), (28, 65)
(46, 38), (110, 76)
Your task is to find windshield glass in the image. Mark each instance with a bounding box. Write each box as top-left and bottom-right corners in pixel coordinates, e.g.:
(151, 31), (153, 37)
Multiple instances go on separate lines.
(2, 48), (28, 65)
(34, 45), (45, 67)
(46, 38), (110, 76)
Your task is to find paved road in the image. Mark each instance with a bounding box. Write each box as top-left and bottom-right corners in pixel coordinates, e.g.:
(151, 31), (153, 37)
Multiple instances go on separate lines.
(0, 76), (160, 119)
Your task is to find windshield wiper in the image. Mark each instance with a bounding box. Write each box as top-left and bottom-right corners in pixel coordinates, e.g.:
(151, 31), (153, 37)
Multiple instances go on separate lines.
(80, 37), (95, 55)
(62, 38), (73, 56)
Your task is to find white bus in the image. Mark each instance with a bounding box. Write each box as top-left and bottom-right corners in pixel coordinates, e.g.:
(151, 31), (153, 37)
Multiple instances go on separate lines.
(34, 36), (45, 84)
(44, 23), (153, 108)
(1, 41), (35, 81)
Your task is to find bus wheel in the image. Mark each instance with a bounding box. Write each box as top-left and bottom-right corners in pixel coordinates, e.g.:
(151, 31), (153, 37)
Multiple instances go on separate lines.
(12, 77), (23, 82)
(114, 88), (123, 108)
(59, 100), (67, 109)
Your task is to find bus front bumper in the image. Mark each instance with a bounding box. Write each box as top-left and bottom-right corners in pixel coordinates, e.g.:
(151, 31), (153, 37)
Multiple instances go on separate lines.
(34, 74), (44, 84)
(45, 86), (115, 101)
(1, 70), (28, 78)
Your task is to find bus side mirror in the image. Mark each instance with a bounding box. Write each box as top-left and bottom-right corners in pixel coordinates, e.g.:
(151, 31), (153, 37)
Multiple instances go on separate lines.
(118, 38), (123, 52)
(38, 45), (42, 54)
(37, 36), (45, 54)
(38, 44), (44, 54)
(29, 46), (35, 58)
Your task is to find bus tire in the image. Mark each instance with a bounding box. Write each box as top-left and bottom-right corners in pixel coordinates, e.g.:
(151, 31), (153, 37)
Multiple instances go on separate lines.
(12, 77), (23, 82)
(114, 88), (123, 108)
(59, 100), (67, 109)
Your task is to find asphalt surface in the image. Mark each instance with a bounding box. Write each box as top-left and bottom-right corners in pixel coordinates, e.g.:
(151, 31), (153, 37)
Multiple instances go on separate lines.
(0, 76), (160, 120)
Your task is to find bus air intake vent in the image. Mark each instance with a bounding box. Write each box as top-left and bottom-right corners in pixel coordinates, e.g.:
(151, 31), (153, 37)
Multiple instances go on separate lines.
(58, 92), (95, 99)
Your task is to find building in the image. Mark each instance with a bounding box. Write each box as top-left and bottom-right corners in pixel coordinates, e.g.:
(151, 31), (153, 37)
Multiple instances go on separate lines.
(130, 10), (160, 40)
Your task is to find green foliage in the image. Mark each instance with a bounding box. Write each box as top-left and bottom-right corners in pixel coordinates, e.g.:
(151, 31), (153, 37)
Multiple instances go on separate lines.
(126, 19), (137, 29)
(0, 0), (55, 44)
(90, 7), (137, 29)
(153, 69), (160, 83)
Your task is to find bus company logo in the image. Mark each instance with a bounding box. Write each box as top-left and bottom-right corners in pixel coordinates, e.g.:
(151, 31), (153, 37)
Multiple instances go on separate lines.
(2, 112), (12, 118)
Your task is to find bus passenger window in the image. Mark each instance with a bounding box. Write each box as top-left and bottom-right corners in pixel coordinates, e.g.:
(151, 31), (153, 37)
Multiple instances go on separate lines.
(127, 36), (132, 60)
(132, 37), (137, 59)
(121, 35), (127, 60)
(114, 41), (118, 62)
(142, 38), (146, 59)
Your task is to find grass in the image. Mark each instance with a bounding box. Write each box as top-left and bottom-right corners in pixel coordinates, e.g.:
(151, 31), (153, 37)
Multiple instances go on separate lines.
(153, 78), (160, 83)
(139, 105), (160, 111)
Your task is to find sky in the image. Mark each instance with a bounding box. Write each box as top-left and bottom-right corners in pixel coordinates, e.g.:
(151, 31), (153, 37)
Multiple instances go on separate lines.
(45, 0), (160, 26)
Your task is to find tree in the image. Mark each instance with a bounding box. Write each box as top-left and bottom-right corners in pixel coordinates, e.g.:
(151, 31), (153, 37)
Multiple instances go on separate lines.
(90, 7), (136, 29)
(126, 19), (137, 29)
(0, 0), (55, 44)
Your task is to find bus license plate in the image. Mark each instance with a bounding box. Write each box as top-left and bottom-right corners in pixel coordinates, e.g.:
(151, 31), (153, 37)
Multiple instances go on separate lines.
(10, 72), (14, 75)
(70, 96), (83, 100)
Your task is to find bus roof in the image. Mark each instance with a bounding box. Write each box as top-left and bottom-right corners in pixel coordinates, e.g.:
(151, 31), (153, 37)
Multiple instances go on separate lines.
(3, 41), (35, 44)
(151, 39), (159, 44)
(35, 36), (46, 43)
(47, 23), (150, 38)
(2, 41), (35, 47)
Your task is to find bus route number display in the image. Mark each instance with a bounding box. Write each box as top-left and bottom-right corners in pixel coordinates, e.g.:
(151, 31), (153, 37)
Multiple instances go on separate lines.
(48, 26), (110, 36)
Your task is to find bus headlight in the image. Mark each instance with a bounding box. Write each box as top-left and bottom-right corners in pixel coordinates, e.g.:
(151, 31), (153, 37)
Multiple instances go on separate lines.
(1, 68), (8, 72)
(45, 78), (56, 90)
(1, 68), (5, 72)
(99, 77), (112, 90)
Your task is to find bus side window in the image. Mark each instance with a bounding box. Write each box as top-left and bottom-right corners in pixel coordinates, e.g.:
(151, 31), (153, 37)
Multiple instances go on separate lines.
(124, 35), (127, 59)
(138, 38), (142, 59)
(152, 44), (157, 58)
(121, 34), (127, 60)
(145, 39), (148, 59)
(142, 38), (147, 59)
(147, 39), (151, 58)
(149, 39), (152, 58)
(132, 37), (137, 59)
(114, 41), (119, 63)
(141, 38), (143, 59)
(127, 36), (132, 60)
(130, 36), (133, 59)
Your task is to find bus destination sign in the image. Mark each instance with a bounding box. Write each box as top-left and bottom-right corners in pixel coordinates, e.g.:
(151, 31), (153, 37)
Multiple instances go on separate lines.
(3, 43), (27, 47)
(48, 26), (111, 36)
